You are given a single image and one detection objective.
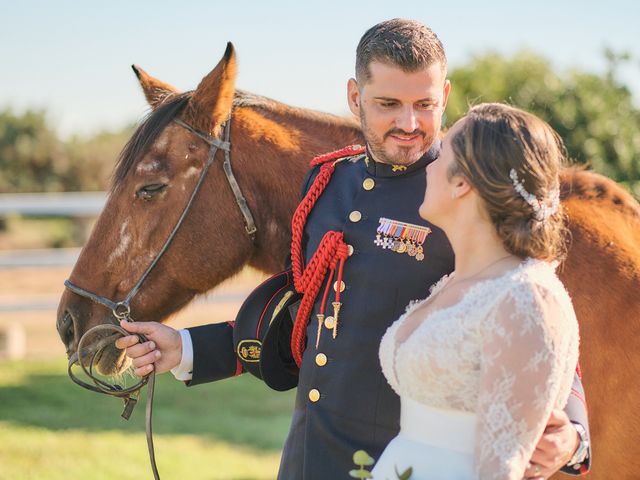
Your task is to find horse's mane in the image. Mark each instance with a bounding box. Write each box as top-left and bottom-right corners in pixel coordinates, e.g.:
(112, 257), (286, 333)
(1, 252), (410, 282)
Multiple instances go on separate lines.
(111, 90), (359, 190)
(560, 166), (640, 218)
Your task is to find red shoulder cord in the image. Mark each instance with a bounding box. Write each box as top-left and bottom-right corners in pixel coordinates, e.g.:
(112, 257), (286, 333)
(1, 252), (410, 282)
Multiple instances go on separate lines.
(290, 145), (366, 367)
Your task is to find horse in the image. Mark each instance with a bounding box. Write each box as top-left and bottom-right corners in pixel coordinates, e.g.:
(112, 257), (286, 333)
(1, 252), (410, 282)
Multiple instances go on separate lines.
(56, 44), (640, 479)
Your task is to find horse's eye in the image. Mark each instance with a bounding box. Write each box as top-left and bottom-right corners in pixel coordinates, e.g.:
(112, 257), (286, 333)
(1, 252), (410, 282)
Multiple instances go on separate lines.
(136, 184), (167, 200)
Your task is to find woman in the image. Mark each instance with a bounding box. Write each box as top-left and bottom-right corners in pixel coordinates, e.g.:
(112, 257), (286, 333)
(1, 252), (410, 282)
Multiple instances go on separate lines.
(372, 103), (579, 479)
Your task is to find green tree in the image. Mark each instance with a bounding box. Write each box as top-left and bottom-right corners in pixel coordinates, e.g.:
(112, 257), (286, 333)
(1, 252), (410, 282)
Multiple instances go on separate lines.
(0, 108), (68, 193)
(64, 125), (134, 191)
(0, 108), (132, 193)
(447, 50), (640, 193)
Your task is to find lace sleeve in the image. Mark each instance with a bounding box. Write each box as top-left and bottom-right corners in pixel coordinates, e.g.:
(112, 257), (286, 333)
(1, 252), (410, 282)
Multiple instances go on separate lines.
(474, 282), (579, 480)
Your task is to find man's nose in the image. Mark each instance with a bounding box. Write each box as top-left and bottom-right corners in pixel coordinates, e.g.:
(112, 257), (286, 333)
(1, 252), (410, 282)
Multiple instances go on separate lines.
(396, 107), (418, 132)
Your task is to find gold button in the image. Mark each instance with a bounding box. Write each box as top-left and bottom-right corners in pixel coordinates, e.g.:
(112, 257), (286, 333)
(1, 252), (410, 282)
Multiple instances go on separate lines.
(333, 280), (346, 292)
(347, 244), (354, 256)
(324, 316), (336, 330)
(362, 178), (375, 191)
(315, 353), (328, 366)
(308, 388), (320, 402)
(349, 211), (362, 222)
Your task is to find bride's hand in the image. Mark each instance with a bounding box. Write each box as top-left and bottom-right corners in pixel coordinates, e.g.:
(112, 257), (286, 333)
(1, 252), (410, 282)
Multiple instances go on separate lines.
(524, 409), (580, 479)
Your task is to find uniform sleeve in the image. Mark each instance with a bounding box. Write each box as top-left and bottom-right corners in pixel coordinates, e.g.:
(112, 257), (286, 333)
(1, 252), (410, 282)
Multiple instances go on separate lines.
(474, 284), (579, 479)
(185, 322), (243, 386)
(561, 371), (592, 474)
(179, 166), (319, 386)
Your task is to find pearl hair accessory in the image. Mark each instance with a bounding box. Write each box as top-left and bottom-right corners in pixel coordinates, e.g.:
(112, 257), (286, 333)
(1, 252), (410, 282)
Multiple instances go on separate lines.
(509, 169), (560, 222)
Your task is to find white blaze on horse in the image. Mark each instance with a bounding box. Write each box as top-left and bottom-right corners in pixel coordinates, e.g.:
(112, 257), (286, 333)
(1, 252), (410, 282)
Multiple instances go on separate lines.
(56, 44), (640, 480)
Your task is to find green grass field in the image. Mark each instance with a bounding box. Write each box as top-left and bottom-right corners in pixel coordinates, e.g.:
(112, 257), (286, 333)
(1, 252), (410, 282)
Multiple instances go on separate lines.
(0, 358), (296, 479)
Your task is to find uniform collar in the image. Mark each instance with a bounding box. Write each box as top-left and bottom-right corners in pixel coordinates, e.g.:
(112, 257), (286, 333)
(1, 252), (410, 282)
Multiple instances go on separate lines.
(363, 140), (441, 178)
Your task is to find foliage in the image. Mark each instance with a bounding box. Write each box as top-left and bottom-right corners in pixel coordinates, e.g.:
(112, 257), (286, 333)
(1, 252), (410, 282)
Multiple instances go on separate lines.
(0, 109), (67, 193)
(0, 109), (132, 193)
(446, 50), (640, 189)
(349, 450), (413, 479)
(350, 450), (375, 478)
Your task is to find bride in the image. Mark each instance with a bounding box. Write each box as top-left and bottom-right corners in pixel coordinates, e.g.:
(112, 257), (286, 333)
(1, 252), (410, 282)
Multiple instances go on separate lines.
(372, 103), (579, 479)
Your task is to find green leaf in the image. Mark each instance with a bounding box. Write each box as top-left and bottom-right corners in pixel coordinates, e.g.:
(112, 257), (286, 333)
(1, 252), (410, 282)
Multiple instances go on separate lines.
(395, 465), (413, 480)
(349, 469), (373, 479)
(353, 450), (375, 466)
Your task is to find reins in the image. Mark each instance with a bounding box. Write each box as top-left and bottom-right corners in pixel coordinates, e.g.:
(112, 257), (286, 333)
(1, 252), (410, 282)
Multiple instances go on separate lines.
(65, 115), (257, 480)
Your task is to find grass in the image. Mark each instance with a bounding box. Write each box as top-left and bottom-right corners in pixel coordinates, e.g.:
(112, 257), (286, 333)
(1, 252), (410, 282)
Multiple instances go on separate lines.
(0, 358), (296, 479)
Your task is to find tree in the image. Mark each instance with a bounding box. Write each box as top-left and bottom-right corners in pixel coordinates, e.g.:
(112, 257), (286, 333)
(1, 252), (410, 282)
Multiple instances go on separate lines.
(447, 50), (640, 193)
(0, 109), (67, 193)
(0, 108), (132, 193)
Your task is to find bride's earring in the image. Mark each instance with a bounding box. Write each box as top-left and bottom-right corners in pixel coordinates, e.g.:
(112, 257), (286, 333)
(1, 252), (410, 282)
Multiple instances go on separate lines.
(451, 191), (457, 199)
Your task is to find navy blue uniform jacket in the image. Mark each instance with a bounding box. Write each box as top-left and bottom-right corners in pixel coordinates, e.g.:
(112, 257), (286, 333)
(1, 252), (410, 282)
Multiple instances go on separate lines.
(186, 146), (591, 479)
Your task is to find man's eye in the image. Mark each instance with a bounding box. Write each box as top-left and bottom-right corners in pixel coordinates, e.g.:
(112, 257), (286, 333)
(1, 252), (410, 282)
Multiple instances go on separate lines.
(419, 103), (437, 109)
(380, 102), (396, 108)
(136, 184), (167, 200)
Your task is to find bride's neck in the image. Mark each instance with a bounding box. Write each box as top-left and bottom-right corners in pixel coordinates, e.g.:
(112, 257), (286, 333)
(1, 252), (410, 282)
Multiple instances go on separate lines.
(445, 216), (515, 280)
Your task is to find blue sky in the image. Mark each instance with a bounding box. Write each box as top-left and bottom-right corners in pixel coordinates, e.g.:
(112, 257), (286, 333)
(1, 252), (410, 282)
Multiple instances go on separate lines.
(1, 0), (638, 137)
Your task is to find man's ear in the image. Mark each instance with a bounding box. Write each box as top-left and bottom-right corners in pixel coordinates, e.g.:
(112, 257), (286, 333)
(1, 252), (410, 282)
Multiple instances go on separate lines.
(347, 78), (360, 117)
(441, 79), (451, 111)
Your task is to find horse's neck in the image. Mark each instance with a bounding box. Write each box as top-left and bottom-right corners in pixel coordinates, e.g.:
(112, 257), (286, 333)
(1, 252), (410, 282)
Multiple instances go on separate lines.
(232, 105), (363, 273)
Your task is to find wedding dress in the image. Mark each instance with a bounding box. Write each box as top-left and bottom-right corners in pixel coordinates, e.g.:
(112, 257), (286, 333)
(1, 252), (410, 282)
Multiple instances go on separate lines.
(373, 259), (579, 480)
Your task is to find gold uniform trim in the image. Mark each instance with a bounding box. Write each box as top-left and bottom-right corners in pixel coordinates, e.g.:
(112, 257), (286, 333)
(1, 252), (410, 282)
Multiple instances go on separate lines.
(270, 290), (296, 325)
(237, 339), (262, 362)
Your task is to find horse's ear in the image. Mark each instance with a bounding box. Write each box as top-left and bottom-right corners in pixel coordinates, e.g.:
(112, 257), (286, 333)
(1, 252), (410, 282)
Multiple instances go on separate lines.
(186, 42), (237, 136)
(132, 65), (180, 109)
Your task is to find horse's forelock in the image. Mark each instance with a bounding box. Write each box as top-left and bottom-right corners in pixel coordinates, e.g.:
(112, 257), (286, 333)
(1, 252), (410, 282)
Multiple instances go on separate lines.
(111, 92), (192, 190)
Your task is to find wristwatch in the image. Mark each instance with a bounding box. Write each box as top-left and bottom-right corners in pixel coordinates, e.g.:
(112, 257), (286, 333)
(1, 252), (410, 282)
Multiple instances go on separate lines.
(567, 422), (589, 469)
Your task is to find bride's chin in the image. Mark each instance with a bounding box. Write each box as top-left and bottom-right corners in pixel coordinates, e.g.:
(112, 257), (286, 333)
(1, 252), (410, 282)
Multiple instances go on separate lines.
(418, 202), (433, 222)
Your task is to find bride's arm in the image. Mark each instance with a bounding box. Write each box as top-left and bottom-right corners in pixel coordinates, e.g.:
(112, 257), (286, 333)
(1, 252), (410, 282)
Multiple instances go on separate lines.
(474, 284), (579, 480)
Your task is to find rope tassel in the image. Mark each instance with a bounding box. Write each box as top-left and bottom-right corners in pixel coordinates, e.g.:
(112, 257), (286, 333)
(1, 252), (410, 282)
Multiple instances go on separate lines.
(289, 145), (364, 367)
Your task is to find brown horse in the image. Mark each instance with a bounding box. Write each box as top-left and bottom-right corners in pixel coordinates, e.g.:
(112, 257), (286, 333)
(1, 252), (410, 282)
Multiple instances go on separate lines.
(56, 44), (640, 479)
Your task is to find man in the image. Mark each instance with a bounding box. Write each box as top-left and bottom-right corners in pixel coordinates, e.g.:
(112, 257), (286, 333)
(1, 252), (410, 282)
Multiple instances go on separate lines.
(117, 19), (591, 479)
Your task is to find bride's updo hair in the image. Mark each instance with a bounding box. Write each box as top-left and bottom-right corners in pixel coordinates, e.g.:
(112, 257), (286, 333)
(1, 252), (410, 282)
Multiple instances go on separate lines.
(448, 103), (567, 260)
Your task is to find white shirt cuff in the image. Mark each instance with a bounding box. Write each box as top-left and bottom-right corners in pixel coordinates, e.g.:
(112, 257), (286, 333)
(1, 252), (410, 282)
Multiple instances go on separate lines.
(170, 329), (193, 381)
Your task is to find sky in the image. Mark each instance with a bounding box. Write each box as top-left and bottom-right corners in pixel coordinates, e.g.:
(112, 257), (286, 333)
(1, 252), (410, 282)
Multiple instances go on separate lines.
(1, 0), (638, 138)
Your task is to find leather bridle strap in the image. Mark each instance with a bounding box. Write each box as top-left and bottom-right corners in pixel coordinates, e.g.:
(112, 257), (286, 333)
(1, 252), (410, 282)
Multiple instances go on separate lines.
(64, 116), (256, 480)
(174, 117), (257, 238)
(64, 118), (233, 312)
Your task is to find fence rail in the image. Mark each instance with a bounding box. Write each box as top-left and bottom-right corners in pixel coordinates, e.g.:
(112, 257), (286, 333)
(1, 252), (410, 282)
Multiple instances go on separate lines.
(0, 248), (81, 268)
(0, 192), (106, 218)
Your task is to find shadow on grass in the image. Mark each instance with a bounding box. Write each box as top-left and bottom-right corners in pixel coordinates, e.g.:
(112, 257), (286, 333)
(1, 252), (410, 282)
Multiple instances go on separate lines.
(0, 358), (296, 452)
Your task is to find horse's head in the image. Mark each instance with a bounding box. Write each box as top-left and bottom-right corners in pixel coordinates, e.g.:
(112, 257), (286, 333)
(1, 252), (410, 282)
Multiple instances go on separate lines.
(57, 43), (257, 374)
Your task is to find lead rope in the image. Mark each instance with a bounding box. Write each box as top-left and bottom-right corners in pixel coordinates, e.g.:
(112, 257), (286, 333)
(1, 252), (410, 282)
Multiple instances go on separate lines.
(68, 320), (160, 480)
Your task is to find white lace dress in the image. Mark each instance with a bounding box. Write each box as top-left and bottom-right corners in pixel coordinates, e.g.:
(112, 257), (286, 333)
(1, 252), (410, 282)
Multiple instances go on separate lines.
(373, 259), (579, 480)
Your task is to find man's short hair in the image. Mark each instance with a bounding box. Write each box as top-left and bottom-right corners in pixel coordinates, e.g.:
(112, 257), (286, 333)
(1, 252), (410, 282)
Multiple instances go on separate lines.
(356, 18), (447, 83)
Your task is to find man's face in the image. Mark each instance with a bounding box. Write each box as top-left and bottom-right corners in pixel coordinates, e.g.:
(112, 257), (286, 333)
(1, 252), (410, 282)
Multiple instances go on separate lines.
(348, 61), (450, 165)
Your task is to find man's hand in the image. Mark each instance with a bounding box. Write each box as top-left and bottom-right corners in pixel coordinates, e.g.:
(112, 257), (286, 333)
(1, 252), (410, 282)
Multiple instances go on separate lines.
(524, 409), (580, 479)
(114, 320), (182, 376)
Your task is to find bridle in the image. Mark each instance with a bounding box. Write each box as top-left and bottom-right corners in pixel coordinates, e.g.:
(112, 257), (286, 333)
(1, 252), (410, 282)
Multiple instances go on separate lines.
(63, 114), (257, 480)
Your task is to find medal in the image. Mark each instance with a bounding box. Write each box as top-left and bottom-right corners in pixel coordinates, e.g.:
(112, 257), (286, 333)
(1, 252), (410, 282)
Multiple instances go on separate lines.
(374, 217), (431, 262)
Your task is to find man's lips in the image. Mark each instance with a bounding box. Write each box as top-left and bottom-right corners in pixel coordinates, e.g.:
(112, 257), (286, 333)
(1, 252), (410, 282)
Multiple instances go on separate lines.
(388, 133), (421, 144)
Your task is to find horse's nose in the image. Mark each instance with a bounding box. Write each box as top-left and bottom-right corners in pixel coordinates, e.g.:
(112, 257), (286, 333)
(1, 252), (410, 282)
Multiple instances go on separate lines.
(57, 309), (76, 354)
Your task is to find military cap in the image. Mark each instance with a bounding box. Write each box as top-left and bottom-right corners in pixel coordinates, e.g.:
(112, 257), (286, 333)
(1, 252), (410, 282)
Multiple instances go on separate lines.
(232, 268), (301, 391)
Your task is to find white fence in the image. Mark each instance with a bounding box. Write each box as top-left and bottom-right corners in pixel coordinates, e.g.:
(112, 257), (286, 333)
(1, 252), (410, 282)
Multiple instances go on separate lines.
(0, 192), (107, 218)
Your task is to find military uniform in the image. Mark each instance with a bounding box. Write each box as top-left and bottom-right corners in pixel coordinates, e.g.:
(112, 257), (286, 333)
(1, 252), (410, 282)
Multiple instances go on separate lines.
(185, 144), (591, 479)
